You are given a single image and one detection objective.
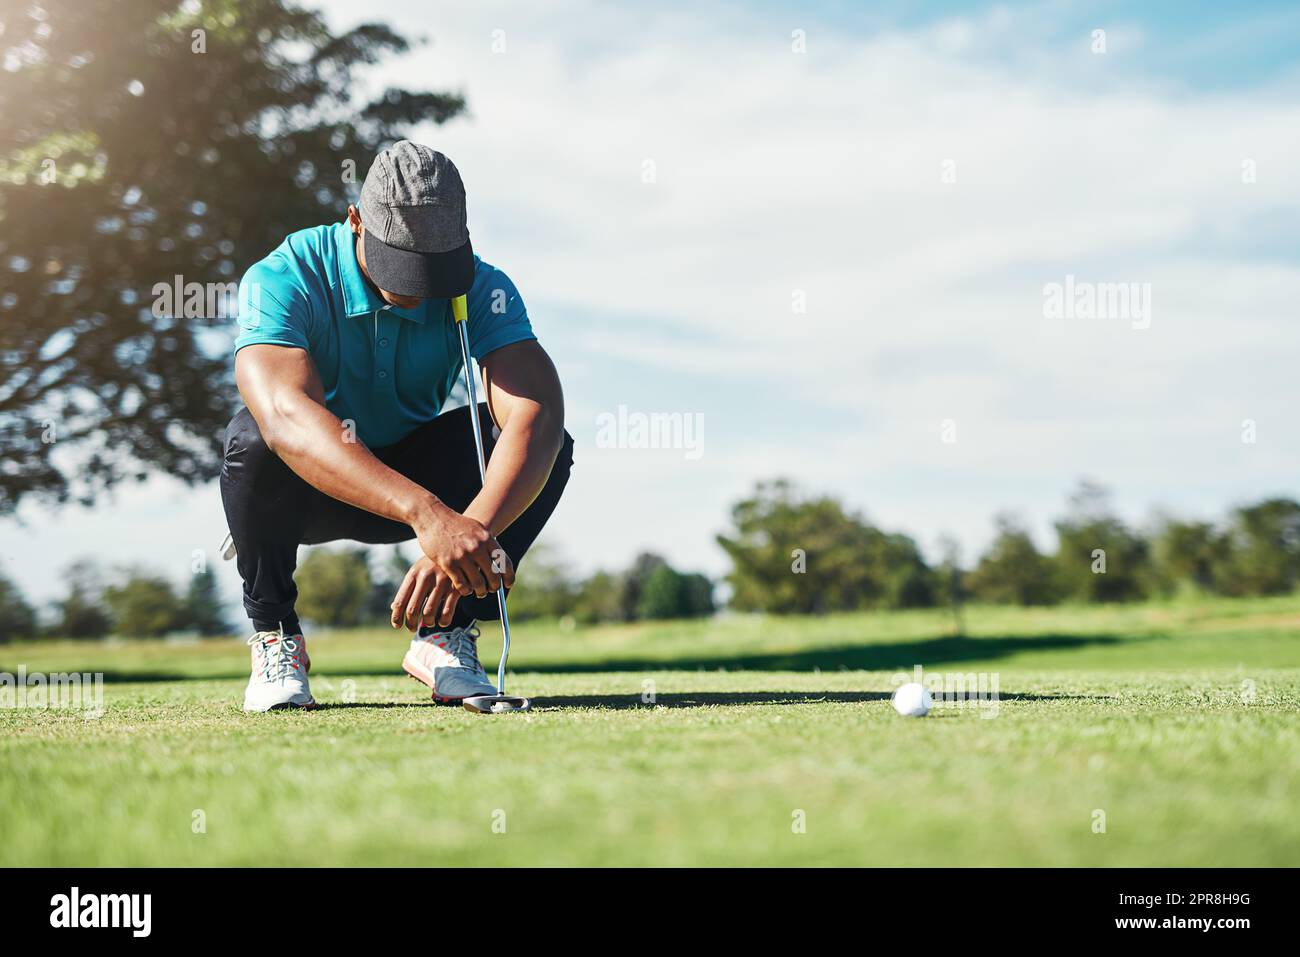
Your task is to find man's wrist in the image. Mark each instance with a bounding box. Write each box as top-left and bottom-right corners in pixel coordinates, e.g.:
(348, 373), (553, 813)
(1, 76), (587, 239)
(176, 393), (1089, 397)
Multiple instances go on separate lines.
(463, 496), (506, 536)
(403, 491), (446, 532)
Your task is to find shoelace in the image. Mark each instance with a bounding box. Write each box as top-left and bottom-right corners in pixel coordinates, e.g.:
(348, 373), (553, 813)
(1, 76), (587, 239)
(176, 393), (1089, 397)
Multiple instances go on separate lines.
(248, 633), (305, 683)
(433, 623), (483, 673)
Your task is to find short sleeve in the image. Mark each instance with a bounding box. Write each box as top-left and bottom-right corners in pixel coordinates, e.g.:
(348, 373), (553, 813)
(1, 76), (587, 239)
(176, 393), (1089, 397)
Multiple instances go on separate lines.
(466, 259), (537, 361)
(233, 260), (312, 354)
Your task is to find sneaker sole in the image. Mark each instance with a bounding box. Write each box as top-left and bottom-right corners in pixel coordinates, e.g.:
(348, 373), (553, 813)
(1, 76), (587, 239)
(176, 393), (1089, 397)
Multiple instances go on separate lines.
(401, 653), (477, 705)
(243, 698), (317, 713)
(269, 699), (317, 711)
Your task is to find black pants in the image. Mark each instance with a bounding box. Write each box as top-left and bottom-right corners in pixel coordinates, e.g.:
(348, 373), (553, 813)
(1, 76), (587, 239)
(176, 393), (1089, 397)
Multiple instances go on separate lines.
(219, 404), (574, 629)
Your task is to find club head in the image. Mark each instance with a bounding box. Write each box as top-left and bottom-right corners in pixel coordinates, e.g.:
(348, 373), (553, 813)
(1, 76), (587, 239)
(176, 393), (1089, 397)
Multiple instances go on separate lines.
(462, 694), (532, 715)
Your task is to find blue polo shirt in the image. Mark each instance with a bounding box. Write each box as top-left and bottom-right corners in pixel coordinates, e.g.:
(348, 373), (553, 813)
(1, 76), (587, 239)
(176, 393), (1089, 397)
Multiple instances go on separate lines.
(234, 221), (536, 448)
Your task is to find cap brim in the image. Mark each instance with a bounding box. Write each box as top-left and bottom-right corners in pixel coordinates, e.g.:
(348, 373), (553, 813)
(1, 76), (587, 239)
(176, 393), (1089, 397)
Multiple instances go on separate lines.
(363, 230), (474, 300)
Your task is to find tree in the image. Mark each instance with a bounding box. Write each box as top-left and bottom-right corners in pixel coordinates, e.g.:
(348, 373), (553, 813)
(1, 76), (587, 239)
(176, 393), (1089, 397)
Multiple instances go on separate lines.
(877, 533), (936, 609)
(717, 479), (933, 614)
(637, 564), (685, 620)
(635, 566), (716, 620)
(0, 0), (466, 512)
(104, 568), (183, 637)
(184, 565), (228, 635)
(295, 546), (371, 627)
(0, 570), (38, 641)
(968, 513), (1060, 606)
(679, 573), (715, 618)
(571, 571), (623, 624)
(1213, 498), (1300, 596)
(719, 480), (868, 614)
(1151, 516), (1225, 594)
(1052, 481), (1151, 602)
(618, 552), (669, 621)
(54, 558), (113, 639)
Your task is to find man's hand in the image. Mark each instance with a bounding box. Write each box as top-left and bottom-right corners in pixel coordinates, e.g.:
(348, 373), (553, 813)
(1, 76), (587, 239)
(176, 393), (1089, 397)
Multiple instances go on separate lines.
(390, 556), (458, 631)
(391, 504), (515, 630)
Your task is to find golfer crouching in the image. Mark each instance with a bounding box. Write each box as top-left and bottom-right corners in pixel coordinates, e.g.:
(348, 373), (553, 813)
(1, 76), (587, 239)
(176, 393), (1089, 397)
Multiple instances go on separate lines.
(221, 141), (572, 711)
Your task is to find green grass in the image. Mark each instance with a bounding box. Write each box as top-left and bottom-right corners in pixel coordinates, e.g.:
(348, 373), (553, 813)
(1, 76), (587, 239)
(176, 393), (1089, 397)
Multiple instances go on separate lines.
(3, 596), (1299, 866)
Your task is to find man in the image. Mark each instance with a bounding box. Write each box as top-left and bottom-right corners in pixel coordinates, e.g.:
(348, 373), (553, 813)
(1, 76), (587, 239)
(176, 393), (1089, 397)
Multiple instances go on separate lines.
(223, 141), (571, 711)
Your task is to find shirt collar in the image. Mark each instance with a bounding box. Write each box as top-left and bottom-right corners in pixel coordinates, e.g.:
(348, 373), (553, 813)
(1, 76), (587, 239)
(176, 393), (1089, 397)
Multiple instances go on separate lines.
(333, 221), (429, 324)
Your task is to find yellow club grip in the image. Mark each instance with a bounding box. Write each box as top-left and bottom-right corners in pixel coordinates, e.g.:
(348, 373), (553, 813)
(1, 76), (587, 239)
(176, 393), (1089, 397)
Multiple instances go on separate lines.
(452, 294), (468, 324)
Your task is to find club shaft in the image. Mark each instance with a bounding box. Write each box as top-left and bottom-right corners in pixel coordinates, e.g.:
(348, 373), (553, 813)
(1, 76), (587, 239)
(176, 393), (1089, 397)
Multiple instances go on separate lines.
(456, 319), (511, 694)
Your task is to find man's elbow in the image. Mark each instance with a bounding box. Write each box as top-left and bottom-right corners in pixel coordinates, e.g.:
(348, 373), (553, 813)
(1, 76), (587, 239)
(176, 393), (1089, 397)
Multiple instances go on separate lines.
(256, 414), (291, 457)
(538, 400), (566, 457)
(258, 397), (308, 457)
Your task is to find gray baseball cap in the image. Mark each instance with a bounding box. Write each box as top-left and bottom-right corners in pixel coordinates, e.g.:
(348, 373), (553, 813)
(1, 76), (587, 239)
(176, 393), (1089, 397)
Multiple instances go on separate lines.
(359, 141), (474, 299)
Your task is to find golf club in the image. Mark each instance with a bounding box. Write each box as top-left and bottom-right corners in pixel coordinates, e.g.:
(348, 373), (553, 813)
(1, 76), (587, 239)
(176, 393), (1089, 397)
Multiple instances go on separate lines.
(451, 294), (531, 715)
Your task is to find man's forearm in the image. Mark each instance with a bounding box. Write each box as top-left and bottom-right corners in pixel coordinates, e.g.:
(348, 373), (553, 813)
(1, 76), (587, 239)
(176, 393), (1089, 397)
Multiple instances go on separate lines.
(258, 391), (439, 528)
(463, 408), (564, 536)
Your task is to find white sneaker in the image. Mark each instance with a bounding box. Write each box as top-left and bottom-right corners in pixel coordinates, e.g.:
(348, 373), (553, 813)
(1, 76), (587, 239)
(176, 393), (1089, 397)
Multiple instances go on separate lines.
(402, 622), (496, 703)
(243, 631), (316, 712)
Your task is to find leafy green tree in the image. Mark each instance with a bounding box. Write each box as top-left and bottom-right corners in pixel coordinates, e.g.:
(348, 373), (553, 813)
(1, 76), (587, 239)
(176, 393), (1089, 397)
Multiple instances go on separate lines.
(877, 533), (936, 608)
(1151, 516), (1225, 594)
(635, 566), (715, 620)
(0, 0), (465, 512)
(718, 479), (933, 614)
(104, 569), (183, 637)
(1213, 498), (1300, 596)
(184, 565), (229, 635)
(1052, 481), (1151, 602)
(54, 559), (113, 639)
(295, 546), (371, 627)
(719, 480), (868, 614)
(679, 572), (715, 618)
(618, 553), (669, 621)
(968, 513), (1060, 606)
(0, 570), (38, 641)
(571, 571), (623, 624)
(637, 564), (686, 620)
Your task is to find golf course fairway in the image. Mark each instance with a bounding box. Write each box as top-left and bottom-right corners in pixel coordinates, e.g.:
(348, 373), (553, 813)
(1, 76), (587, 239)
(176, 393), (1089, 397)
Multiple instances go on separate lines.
(3, 596), (1298, 866)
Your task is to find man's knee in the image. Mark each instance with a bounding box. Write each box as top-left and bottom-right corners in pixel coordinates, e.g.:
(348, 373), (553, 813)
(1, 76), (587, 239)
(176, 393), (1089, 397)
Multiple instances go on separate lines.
(557, 429), (575, 472)
(548, 430), (575, 489)
(223, 407), (276, 474)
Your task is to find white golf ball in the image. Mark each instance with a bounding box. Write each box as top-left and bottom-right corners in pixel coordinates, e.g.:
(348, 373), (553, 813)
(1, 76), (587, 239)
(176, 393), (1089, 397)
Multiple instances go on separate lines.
(892, 682), (932, 717)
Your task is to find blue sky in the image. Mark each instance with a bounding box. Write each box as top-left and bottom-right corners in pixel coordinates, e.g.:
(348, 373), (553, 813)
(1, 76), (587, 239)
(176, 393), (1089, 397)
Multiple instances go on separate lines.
(4, 0), (1299, 618)
(784, 0), (1300, 88)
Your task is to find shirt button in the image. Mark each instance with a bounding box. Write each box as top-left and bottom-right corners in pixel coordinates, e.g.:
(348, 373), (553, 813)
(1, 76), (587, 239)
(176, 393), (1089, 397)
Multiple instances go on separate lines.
(378, 338), (389, 347)
(377, 370), (388, 379)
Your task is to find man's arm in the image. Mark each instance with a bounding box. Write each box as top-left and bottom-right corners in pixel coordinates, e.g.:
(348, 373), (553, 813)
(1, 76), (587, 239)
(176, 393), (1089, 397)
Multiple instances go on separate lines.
(468, 339), (566, 534)
(389, 339), (565, 630)
(234, 344), (512, 608)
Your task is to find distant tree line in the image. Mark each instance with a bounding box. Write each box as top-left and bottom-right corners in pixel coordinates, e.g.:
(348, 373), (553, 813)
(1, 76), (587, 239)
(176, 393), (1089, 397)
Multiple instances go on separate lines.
(5, 477), (1298, 642)
(719, 479), (1300, 614)
(281, 544), (716, 629)
(0, 561), (227, 642)
(505, 548), (715, 624)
